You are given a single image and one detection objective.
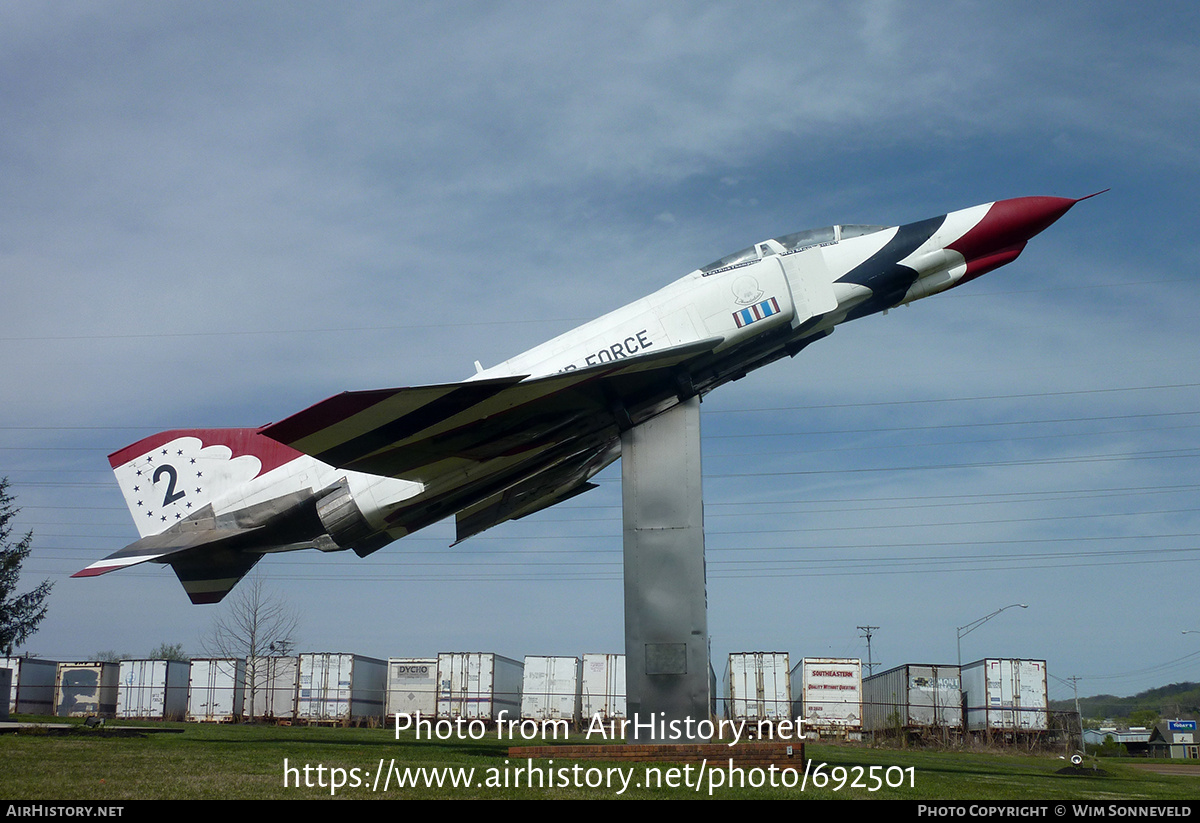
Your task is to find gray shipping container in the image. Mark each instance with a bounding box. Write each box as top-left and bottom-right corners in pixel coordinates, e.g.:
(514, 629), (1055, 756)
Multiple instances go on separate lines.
(117, 659), (189, 720)
(725, 652), (791, 721)
(580, 653), (626, 723)
(436, 652), (523, 721)
(387, 658), (439, 718)
(862, 664), (962, 733)
(55, 662), (119, 717)
(0, 656), (58, 715)
(244, 656), (299, 721)
(962, 658), (1048, 732)
(521, 656), (582, 723)
(188, 658), (245, 722)
(298, 653), (386, 722)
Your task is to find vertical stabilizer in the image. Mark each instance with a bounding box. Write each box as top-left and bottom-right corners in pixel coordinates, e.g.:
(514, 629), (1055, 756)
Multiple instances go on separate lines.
(108, 428), (302, 537)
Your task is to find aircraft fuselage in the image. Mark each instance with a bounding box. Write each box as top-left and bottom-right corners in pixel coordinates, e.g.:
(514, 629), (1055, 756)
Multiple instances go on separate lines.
(76, 195), (1090, 602)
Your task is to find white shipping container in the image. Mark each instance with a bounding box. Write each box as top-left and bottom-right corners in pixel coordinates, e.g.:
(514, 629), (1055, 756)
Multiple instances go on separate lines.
(862, 664), (961, 732)
(794, 658), (862, 734)
(0, 656), (58, 715)
(298, 653), (386, 722)
(521, 656), (581, 722)
(436, 653), (523, 721)
(244, 656), (299, 721)
(54, 662), (119, 717)
(188, 658), (245, 722)
(962, 659), (1048, 732)
(387, 658), (439, 718)
(725, 652), (791, 721)
(580, 653), (626, 723)
(117, 659), (189, 720)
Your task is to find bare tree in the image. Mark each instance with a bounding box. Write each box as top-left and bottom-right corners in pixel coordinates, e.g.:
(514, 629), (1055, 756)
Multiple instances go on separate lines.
(202, 577), (299, 721)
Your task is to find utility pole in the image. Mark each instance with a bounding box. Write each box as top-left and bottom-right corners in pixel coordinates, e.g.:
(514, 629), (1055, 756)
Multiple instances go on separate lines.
(858, 625), (880, 677)
(1066, 675), (1084, 754)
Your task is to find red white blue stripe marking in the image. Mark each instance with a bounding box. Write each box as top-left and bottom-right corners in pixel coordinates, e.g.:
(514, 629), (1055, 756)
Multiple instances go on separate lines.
(733, 297), (781, 328)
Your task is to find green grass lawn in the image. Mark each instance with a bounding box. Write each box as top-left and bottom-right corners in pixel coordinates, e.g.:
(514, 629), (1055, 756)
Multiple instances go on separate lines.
(1, 719), (1196, 800)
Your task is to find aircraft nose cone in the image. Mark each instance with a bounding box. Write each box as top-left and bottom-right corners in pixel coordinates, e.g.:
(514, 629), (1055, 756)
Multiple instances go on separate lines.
(948, 196), (1077, 262)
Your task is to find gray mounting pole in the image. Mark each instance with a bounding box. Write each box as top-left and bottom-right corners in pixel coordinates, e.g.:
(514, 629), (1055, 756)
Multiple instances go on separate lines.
(621, 395), (711, 741)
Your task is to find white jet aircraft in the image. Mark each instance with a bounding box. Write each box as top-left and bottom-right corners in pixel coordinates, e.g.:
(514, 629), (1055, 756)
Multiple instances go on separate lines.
(74, 194), (1095, 603)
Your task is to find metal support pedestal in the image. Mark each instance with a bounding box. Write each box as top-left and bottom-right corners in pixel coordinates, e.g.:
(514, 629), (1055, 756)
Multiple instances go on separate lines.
(621, 396), (710, 741)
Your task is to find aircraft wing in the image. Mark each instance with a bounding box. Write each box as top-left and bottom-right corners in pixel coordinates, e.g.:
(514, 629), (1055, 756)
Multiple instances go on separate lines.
(263, 339), (720, 481)
(261, 339), (721, 538)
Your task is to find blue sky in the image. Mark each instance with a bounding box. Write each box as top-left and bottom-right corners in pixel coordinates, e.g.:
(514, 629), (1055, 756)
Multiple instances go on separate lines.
(3, 1), (1199, 705)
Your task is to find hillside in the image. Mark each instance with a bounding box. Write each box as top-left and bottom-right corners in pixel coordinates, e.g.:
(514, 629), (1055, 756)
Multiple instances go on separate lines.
(1050, 681), (1200, 724)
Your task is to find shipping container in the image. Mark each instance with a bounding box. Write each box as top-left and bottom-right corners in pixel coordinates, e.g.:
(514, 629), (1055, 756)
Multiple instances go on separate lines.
(792, 658), (862, 736)
(961, 658), (1048, 732)
(297, 653), (386, 722)
(580, 653), (626, 723)
(54, 662), (119, 717)
(521, 656), (582, 723)
(386, 658), (438, 718)
(436, 653), (523, 721)
(188, 658), (245, 722)
(724, 652), (791, 721)
(116, 659), (189, 720)
(0, 656), (58, 715)
(862, 664), (961, 733)
(244, 656), (299, 721)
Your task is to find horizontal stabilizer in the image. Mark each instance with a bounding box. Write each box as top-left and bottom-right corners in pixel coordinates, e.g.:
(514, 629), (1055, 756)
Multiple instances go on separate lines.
(71, 517), (301, 604)
(75, 485), (332, 603)
(168, 545), (263, 605)
(71, 526), (262, 578)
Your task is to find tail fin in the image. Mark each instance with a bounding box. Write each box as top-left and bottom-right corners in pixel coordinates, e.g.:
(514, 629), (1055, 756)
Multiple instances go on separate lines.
(74, 428), (308, 603)
(107, 428), (301, 537)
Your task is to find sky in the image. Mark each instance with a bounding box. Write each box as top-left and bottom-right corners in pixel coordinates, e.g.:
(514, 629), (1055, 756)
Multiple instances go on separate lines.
(2, 1), (1199, 708)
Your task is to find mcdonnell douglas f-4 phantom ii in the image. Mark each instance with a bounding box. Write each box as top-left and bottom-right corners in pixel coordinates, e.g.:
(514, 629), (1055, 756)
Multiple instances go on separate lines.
(74, 194), (1096, 603)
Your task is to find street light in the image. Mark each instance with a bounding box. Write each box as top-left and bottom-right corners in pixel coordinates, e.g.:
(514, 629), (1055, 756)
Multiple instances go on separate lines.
(957, 603), (1028, 667)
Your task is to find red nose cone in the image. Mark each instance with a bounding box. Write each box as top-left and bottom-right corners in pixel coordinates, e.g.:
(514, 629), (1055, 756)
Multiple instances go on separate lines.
(949, 196), (1077, 261)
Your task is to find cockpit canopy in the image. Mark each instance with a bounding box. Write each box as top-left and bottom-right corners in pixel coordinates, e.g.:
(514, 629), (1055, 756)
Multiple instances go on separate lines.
(700, 224), (887, 276)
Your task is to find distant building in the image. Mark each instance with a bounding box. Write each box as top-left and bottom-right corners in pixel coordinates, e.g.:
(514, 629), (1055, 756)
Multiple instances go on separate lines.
(1147, 720), (1199, 759)
(1083, 726), (1151, 756)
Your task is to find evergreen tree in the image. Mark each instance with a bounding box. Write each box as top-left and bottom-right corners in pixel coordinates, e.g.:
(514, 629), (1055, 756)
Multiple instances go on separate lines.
(0, 478), (53, 655)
